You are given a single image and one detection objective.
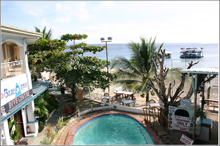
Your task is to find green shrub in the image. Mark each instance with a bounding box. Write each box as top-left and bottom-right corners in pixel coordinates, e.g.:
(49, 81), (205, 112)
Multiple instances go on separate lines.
(8, 118), (20, 143)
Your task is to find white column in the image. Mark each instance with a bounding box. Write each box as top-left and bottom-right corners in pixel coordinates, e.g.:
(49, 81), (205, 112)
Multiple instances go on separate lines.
(21, 107), (27, 137)
(18, 45), (25, 73)
(26, 101), (35, 122)
(2, 120), (13, 145)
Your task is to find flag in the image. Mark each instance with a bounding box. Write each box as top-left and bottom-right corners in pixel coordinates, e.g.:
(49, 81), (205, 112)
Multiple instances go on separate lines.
(201, 47), (204, 50)
(181, 48), (185, 50)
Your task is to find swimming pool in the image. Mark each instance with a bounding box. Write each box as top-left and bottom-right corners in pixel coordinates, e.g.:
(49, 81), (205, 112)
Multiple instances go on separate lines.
(73, 114), (155, 145)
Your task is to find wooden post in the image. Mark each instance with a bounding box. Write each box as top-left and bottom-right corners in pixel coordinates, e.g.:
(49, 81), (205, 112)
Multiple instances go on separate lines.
(207, 74), (211, 105)
(191, 74), (197, 140)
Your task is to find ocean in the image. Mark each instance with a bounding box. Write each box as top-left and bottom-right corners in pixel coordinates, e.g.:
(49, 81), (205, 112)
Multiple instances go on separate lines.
(66, 43), (219, 69)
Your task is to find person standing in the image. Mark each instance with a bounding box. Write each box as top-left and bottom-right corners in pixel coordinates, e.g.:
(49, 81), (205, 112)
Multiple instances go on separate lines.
(61, 86), (66, 100)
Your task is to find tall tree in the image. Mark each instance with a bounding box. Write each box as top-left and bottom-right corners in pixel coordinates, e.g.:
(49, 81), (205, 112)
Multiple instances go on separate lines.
(35, 26), (52, 40)
(28, 33), (116, 101)
(111, 37), (163, 104)
(148, 49), (216, 117)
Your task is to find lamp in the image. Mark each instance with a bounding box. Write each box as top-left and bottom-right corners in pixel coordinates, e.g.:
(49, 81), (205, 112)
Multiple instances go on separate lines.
(100, 37), (112, 94)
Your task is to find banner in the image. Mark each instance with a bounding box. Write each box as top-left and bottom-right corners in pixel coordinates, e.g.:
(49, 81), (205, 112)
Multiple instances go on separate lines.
(1, 74), (29, 106)
(180, 134), (194, 145)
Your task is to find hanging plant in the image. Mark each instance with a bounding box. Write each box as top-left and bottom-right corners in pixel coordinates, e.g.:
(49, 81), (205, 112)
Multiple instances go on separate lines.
(8, 118), (20, 144)
(150, 90), (155, 96)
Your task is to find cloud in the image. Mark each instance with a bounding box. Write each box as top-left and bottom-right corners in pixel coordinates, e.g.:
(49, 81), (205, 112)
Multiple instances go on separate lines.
(40, 18), (49, 26)
(29, 11), (38, 16)
(54, 17), (71, 23)
(75, 2), (90, 21)
(64, 6), (71, 10)
(55, 3), (61, 11)
(100, 1), (114, 8)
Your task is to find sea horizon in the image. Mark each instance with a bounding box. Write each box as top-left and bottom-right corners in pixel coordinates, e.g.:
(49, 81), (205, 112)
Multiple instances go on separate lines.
(65, 43), (219, 69)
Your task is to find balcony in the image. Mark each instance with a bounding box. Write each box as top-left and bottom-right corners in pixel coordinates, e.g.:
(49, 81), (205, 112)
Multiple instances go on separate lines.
(1, 60), (24, 81)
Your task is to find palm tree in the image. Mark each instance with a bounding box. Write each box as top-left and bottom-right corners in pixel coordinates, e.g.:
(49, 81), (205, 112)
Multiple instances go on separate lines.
(111, 37), (163, 104)
(34, 96), (49, 121)
(35, 26), (52, 40)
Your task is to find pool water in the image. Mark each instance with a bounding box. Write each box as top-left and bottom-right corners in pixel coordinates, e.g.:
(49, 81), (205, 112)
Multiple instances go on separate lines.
(73, 114), (155, 145)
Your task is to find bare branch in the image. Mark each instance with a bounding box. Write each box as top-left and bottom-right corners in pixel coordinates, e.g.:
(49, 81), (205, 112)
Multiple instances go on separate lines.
(187, 61), (199, 69)
(162, 67), (169, 78)
(204, 75), (217, 83)
(167, 83), (172, 99)
(151, 58), (158, 79)
(148, 78), (164, 103)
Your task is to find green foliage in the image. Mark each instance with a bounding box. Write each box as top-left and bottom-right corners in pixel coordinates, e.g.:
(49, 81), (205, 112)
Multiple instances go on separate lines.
(111, 37), (163, 99)
(42, 90), (59, 113)
(40, 124), (57, 145)
(40, 137), (51, 145)
(8, 118), (20, 142)
(28, 30), (116, 100)
(34, 95), (49, 121)
(61, 33), (88, 41)
(35, 26), (52, 40)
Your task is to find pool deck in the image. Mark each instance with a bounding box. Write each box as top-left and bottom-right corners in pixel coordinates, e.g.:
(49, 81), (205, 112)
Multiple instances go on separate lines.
(28, 92), (218, 145)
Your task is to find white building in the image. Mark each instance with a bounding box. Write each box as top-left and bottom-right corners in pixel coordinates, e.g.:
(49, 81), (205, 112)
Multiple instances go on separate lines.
(1, 25), (50, 145)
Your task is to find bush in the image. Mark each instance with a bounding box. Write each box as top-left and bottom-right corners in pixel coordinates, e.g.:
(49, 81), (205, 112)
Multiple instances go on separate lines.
(63, 103), (78, 116)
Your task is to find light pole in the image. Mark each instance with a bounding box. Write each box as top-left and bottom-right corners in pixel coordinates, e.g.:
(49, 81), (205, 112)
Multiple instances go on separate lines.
(100, 37), (112, 94)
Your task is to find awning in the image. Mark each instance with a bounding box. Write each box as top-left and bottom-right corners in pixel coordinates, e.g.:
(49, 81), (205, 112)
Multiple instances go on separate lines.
(1, 81), (50, 123)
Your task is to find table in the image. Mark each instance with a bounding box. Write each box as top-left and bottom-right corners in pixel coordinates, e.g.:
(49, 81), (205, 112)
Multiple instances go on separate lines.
(115, 91), (134, 99)
(101, 96), (110, 99)
(149, 103), (160, 108)
(205, 99), (218, 103)
(122, 100), (134, 106)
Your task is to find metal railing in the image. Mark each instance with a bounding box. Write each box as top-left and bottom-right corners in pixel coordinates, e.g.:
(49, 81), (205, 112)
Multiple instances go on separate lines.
(143, 107), (168, 133)
(1, 60), (24, 79)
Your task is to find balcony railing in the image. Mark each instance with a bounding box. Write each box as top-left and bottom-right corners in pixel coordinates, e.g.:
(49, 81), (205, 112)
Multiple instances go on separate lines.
(1, 60), (24, 80)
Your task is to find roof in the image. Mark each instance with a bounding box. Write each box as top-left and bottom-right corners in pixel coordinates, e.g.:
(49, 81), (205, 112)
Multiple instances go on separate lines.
(1, 24), (42, 45)
(1, 25), (42, 37)
(180, 68), (219, 75)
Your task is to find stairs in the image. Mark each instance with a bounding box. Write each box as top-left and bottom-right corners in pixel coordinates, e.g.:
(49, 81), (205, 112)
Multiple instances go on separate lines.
(143, 107), (168, 136)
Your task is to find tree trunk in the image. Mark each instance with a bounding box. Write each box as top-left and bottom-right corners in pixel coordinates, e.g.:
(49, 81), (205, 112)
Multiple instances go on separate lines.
(146, 91), (149, 103)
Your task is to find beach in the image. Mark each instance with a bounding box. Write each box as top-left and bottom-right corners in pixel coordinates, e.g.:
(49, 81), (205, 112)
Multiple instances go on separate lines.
(85, 68), (219, 108)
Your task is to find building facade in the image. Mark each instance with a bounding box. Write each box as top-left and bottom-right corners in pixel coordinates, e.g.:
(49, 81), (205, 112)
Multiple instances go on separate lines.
(1, 25), (49, 145)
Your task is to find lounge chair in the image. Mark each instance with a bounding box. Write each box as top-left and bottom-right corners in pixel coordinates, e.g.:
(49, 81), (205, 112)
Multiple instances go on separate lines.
(101, 98), (107, 106)
(129, 102), (135, 107)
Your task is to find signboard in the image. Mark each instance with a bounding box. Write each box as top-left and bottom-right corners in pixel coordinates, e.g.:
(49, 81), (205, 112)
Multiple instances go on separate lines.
(159, 102), (164, 109)
(168, 106), (193, 132)
(1, 74), (29, 106)
(1, 89), (33, 116)
(180, 134), (194, 145)
(180, 98), (191, 106)
(168, 106), (175, 130)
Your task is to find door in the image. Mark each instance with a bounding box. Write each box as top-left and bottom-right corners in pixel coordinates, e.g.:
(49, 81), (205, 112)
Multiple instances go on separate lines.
(14, 110), (24, 140)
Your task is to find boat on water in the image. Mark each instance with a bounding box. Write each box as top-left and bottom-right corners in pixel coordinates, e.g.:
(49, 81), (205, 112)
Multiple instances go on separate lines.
(159, 51), (172, 59)
(180, 47), (204, 58)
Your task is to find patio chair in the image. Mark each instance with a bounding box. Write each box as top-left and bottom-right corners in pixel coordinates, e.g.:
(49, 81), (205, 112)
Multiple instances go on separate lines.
(121, 98), (125, 106)
(133, 98), (136, 107)
(149, 99), (156, 103)
(129, 102), (135, 107)
(101, 98), (107, 106)
(111, 96), (116, 104)
(104, 93), (109, 96)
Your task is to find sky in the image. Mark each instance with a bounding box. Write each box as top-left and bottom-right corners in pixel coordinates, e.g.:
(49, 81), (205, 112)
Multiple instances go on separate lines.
(1, 1), (219, 45)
